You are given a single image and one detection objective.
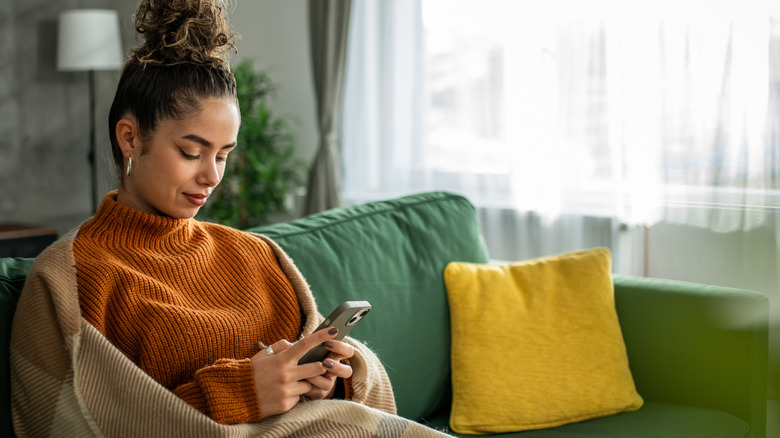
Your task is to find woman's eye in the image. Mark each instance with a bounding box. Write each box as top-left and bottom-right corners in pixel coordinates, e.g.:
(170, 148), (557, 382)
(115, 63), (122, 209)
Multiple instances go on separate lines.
(181, 151), (200, 160)
(217, 155), (229, 163)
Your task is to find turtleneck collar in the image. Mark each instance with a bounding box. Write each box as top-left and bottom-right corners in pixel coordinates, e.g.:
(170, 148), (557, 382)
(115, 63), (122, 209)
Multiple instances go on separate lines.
(81, 191), (201, 249)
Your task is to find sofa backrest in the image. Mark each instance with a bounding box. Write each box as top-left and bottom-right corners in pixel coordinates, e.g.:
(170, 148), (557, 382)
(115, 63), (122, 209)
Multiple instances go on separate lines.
(248, 192), (490, 421)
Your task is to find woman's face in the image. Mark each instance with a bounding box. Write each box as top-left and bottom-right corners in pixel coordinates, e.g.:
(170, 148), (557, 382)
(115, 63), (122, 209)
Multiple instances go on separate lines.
(118, 96), (240, 219)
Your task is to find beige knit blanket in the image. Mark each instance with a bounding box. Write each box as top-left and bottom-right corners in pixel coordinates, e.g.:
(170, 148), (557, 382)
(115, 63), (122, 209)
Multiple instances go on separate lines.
(11, 230), (448, 437)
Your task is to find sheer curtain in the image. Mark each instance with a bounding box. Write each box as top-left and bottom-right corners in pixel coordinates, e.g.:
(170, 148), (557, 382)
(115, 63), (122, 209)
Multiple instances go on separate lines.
(341, 0), (426, 202)
(342, 0), (780, 268)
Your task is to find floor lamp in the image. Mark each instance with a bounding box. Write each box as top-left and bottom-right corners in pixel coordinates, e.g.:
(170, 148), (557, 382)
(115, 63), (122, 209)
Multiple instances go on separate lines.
(57, 9), (123, 213)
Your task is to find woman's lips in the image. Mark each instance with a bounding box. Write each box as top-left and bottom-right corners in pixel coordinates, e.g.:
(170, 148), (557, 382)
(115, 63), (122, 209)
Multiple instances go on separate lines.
(183, 193), (208, 206)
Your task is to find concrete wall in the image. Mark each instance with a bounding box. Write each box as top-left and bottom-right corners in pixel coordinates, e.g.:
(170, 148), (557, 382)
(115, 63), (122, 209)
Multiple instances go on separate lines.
(1, 0), (123, 233)
(0, 0), (317, 235)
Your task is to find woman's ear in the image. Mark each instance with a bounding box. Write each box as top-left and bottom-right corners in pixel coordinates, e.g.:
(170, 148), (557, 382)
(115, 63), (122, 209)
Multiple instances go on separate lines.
(115, 118), (140, 158)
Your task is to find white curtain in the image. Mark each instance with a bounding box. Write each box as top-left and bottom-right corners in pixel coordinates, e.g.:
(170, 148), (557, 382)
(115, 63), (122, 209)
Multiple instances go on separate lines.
(341, 0), (426, 202)
(342, 0), (780, 266)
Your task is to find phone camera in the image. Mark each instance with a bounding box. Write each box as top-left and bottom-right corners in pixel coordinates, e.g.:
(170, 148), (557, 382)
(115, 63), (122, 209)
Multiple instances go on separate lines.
(348, 309), (368, 326)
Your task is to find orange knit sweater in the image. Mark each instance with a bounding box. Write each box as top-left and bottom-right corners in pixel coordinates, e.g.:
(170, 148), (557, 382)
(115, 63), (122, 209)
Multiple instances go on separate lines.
(73, 192), (302, 424)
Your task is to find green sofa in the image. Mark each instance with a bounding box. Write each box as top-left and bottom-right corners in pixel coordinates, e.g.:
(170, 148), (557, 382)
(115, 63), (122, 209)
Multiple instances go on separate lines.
(0, 192), (769, 437)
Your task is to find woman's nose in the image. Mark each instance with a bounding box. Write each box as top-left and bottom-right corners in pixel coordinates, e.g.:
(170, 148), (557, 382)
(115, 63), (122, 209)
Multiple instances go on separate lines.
(198, 158), (221, 187)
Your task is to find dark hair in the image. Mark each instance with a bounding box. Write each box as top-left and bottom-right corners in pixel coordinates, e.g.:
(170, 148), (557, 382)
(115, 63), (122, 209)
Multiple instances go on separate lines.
(108, 0), (239, 179)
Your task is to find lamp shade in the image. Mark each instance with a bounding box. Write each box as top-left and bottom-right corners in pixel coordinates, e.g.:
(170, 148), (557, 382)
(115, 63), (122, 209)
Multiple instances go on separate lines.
(57, 9), (123, 71)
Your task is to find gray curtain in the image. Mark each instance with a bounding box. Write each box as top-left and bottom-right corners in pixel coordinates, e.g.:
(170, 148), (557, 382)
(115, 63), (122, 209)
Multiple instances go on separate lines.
(304, 0), (352, 215)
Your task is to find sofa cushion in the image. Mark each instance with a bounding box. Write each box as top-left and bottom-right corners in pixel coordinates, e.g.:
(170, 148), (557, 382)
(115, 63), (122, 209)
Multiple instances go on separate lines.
(424, 401), (753, 438)
(443, 248), (642, 434)
(247, 192), (490, 421)
(0, 257), (34, 438)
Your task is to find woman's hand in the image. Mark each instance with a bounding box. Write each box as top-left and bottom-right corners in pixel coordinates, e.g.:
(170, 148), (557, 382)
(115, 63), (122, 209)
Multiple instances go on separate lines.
(249, 328), (351, 418)
(250, 329), (334, 417)
(304, 339), (354, 400)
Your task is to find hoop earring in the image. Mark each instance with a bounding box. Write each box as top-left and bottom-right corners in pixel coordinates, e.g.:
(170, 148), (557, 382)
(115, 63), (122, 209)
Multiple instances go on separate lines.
(126, 156), (133, 176)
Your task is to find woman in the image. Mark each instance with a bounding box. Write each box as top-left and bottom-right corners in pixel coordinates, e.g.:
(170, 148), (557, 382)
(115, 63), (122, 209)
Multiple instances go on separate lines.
(10, 1), (445, 436)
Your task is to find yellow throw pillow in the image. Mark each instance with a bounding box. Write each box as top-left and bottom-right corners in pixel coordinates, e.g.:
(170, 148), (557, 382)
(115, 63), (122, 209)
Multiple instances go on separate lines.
(443, 248), (643, 435)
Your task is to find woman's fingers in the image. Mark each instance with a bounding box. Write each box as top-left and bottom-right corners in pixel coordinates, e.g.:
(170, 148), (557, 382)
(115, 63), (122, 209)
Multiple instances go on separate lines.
(321, 339), (354, 361)
(305, 373), (337, 400)
(251, 352), (320, 417)
(305, 359), (352, 388)
(283, 327), (339, 362)
(322, 357), (353, 379)
(250, 329), (361, 414)
(306, 373), (334, 388)
(264, 339), (293, 356)
(250, 328), (342, 417)
(304, 356), (353, 400)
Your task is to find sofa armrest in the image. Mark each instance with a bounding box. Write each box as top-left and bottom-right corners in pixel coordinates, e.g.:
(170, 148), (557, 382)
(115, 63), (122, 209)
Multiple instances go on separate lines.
(613, 275), (768, 438)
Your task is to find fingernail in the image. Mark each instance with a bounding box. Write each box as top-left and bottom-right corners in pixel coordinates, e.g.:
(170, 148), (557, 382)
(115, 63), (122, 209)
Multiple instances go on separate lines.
(328, 327), (338, 335)
(323, 360), (334, 369)
(323, 340), (334, 348)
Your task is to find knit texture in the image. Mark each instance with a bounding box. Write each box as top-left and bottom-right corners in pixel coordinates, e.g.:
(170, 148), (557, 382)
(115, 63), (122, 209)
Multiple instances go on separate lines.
(73, 192), (301, 424)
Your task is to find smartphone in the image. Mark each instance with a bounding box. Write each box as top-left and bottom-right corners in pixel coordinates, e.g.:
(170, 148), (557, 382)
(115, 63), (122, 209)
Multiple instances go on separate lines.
(298, 300), (372, 365)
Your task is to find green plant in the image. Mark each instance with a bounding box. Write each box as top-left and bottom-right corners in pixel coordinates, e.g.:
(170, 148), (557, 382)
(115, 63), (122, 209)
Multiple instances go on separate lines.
(198, 60), (305, 228)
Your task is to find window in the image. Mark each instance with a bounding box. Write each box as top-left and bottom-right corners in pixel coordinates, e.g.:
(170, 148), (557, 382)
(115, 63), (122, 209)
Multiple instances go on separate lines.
(342, 0), (780, 228)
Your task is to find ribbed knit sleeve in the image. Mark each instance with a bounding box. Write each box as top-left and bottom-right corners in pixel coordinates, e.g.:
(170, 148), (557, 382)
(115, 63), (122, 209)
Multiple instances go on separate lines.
(174, 358), (262, 423)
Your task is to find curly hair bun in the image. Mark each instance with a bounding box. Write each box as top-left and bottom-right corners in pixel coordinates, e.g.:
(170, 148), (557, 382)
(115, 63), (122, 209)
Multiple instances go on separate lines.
(131, 0), (238, 68)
